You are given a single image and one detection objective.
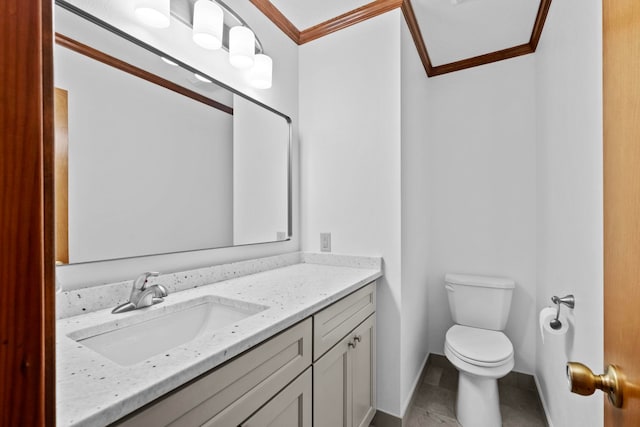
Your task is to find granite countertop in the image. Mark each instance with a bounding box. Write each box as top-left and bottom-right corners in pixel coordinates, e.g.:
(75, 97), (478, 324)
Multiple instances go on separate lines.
(56, 254), (382, 426)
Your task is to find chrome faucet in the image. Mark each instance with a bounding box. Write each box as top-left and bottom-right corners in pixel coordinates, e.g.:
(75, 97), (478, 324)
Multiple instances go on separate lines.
(112, 272), (169, 314)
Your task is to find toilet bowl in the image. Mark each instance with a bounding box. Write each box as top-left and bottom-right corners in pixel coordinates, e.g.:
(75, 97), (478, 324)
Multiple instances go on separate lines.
(445, 325), (514, 427)
(443, 273), (516, 427)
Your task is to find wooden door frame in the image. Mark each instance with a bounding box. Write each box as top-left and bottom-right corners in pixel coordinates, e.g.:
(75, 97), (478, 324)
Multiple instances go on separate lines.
(603, 0), (640, 424)
(0, 0), (56, 425)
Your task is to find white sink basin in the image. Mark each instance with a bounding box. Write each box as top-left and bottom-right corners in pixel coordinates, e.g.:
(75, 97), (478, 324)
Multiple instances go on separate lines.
(68, 296), (267, 366)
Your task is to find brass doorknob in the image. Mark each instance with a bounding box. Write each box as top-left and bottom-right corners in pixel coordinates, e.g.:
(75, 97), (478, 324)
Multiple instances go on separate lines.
(566, 362), (624, 408)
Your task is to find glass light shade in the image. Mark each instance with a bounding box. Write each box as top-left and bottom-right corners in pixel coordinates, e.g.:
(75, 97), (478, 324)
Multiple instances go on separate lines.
(193, 0), (223, 50)
(229, 26), (255, 69)
(248, 54), (272, 89)
(134, 0), (170, 28)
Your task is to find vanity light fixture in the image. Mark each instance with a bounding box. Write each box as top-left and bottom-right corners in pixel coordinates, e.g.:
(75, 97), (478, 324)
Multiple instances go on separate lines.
(135, 0), (171, 28)
(247, 53), (273, 89)
(193, 0), (224, 50)
(229, 26), (256, 69)
(143, 0), (273, 89)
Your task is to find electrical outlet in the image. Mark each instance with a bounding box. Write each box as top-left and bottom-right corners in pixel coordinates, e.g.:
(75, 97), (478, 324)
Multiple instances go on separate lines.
(320, 233), (331, 252)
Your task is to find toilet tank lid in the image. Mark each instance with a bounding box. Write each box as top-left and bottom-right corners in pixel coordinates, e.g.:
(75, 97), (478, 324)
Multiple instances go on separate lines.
(445, 273), (515, 289)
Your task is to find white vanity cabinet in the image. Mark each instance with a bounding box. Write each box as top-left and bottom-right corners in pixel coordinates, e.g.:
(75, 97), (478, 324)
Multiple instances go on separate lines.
(313, 282), (377, 427)
(113, 281), (376, 427)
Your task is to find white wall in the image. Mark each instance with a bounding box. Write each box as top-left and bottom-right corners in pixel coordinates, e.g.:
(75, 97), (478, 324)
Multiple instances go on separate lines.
(534, 0), (603, 425)
(299, 11), (404, 416)
(399, 20), (431, 414)
(233, 95), (290, 245)
(55, 0), (300, 289)
(423, 56), (538, 375)
(299, 3), (602, 422)
(300, 11), (539, 417)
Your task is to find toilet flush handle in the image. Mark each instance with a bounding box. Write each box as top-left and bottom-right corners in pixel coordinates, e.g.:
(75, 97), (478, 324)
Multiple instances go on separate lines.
(445, 285), (455, 292)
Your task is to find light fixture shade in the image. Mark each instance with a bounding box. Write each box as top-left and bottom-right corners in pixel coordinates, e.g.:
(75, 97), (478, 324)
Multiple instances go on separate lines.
(193, 0), (223, 50)
(134, 0), (170, 28)
(248, 54), (272, 89)
(229, 26), (255, 69)
(194, 73), (212, 83)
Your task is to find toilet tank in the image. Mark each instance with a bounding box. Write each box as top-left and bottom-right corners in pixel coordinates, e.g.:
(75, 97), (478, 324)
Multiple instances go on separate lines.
(445, 273), (515, 331)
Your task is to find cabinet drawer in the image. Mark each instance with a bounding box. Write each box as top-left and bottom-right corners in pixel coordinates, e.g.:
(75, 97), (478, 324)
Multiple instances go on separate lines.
(313, 281), (375, 361)
(115, 318), (312, 427)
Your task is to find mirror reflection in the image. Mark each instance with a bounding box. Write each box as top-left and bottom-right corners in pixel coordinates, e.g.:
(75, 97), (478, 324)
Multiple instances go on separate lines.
(53, 3), (291, 265)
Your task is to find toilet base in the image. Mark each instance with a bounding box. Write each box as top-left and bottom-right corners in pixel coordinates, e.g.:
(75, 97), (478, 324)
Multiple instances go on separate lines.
(456, 371), (501, 427)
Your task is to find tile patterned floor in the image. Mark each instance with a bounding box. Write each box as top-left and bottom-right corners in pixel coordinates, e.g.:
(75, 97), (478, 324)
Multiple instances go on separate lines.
(404, 355), (548, 427)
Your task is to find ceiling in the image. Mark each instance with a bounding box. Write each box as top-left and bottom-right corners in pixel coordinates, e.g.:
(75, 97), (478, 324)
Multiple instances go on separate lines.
(250, 0), (551, 77)
(413, 0), (540, 65)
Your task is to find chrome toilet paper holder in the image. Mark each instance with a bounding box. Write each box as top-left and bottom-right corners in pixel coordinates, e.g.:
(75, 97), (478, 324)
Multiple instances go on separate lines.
(550, 294), (575, 330)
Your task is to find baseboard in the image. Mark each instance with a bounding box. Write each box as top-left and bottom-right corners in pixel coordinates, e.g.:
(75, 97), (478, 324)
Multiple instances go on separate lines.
(534, 374), (554, 427)
(372, 352), (431, 427)
(401, 352), (431, 416)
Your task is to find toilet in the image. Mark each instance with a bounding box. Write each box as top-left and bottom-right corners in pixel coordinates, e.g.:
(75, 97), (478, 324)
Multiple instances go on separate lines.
(444, 273), (515, 427)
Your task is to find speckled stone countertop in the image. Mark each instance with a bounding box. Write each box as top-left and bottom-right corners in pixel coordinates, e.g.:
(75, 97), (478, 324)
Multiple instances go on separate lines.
(56, 253), (382, 427)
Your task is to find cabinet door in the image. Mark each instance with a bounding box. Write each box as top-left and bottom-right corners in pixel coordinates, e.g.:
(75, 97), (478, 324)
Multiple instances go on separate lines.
(351, 314), (376, 427)
(240, 368), (312, 427)
(313, 333), (352, 427)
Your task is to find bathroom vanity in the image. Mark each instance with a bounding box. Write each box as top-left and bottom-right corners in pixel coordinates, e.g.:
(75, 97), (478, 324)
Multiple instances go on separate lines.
(56, 254), (381, 427)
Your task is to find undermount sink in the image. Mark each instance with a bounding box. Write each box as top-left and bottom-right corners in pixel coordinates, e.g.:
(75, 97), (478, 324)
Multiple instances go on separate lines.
(68, 296), (267, 366)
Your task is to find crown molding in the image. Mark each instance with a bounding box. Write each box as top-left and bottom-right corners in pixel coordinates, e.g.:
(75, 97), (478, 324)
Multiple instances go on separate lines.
(430, 44), (534, 76)
(299, 0), (402, 44)
(530, 0), (552, 51)
(250, 0), (300, 43)
(401, 0), (433, 75)
(402, 0), (552, 77)
(250, 0), (401, 45)
(251, 0), (552, 77)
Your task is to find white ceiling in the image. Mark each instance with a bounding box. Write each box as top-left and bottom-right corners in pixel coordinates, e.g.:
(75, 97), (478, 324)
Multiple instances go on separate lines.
(267, 0), (541, 67)
(269, 0), (371, 30)
(412, 0), (540, 65)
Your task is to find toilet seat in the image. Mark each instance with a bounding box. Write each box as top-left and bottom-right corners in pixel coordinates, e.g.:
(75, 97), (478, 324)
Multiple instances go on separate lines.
(445, 325), (513, 367)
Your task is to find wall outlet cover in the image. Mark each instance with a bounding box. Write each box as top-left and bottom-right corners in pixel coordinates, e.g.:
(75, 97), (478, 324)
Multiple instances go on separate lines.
(320, 233), (331, 252)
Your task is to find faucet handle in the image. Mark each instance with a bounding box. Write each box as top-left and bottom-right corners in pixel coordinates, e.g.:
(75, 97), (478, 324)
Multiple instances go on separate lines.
(135, 271), (160, 289)
(115, 272), (165, 313)
(128, 272), (160, 301)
